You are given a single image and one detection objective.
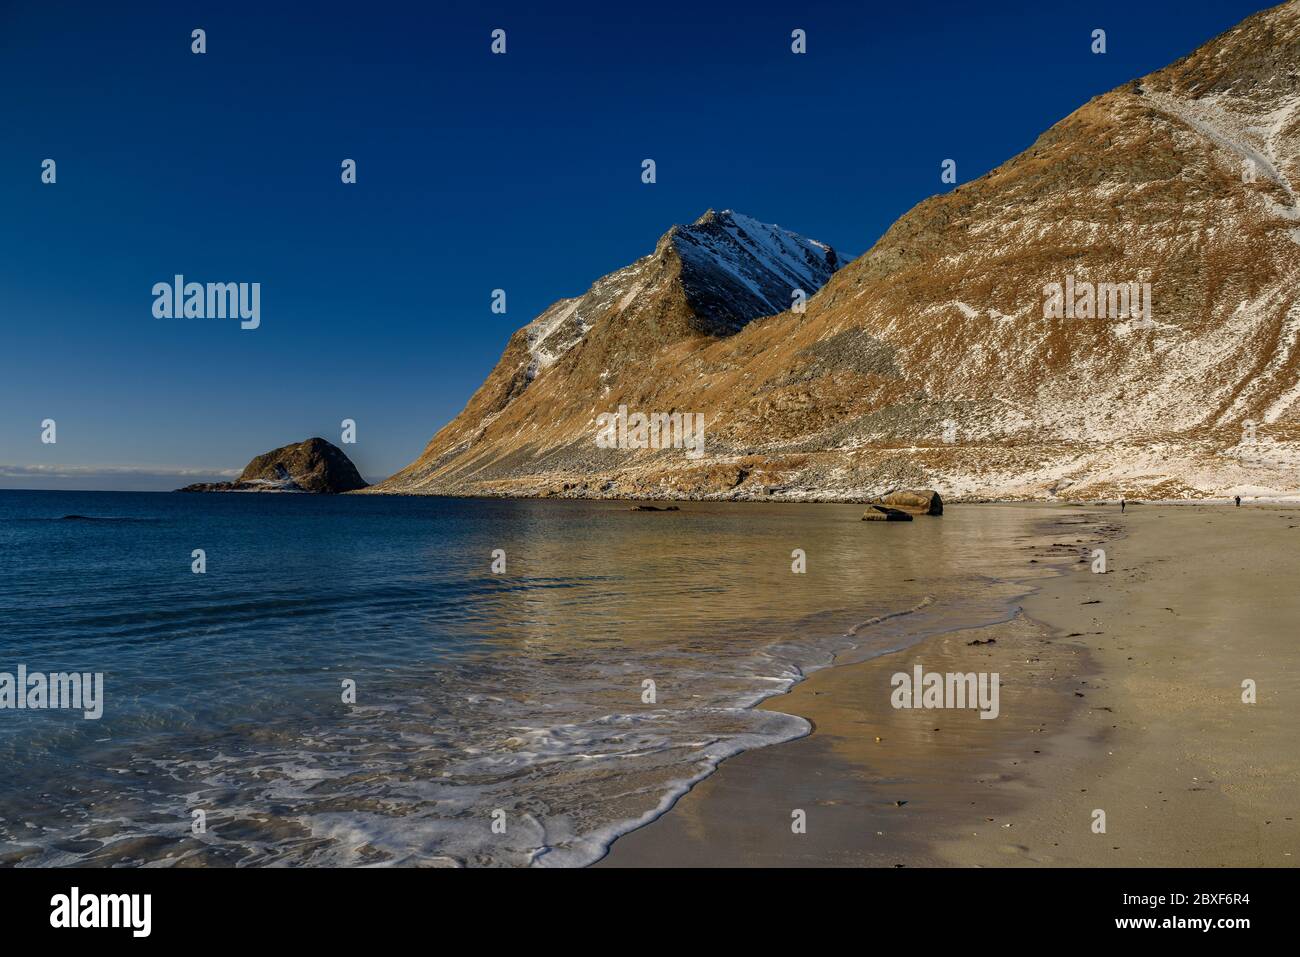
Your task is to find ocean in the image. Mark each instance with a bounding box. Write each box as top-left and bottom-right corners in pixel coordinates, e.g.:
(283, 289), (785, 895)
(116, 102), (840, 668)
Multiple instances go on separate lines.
(0, 490), (1053, 866)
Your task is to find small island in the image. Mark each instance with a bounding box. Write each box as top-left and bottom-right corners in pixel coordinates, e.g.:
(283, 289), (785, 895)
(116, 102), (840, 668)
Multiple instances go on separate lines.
(177, 437), (368, 494)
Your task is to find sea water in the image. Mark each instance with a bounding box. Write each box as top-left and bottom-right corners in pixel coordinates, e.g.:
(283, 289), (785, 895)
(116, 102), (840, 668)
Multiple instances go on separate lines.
(0, 491), (1052, 867)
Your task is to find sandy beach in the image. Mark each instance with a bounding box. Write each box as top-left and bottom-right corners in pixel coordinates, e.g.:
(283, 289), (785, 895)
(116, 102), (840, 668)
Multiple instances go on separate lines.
(599, 503), (1300, 867)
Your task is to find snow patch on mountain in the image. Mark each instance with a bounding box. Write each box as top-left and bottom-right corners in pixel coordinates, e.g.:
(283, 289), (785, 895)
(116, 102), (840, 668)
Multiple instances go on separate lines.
(669, 210), (842, 331)
(1144, 88), (1300, 235)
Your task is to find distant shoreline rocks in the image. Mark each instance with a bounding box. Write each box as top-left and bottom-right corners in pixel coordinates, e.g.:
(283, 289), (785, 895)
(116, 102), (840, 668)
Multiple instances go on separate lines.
(177, 438), (368, 494)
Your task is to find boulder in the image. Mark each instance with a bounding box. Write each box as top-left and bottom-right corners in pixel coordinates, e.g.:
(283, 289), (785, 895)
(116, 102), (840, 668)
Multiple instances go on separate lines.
(861, 505), (914, 522)
(868, 489), (943, 515)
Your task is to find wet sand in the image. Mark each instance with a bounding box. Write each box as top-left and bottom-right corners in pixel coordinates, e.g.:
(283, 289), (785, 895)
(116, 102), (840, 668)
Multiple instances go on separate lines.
(598, 504), (1300, 867)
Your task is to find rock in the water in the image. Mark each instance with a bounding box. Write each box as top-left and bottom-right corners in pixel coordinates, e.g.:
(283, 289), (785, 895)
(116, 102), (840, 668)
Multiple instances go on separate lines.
(861, 505), (914, 522)
(177, 438), (367, 494)
(868, 489), (943, 515)
(630, 504), (680, 511)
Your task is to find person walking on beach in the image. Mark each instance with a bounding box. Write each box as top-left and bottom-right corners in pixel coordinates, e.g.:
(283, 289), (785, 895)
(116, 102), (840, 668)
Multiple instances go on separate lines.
(1235, 495), (1242, 507)
(1120, 497), (1126, 513)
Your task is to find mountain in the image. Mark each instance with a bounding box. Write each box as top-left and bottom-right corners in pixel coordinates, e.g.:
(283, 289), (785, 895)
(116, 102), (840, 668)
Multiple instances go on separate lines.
(178, 438), (368, 493)
(372, 210), (844, 494)
(377, 2), (1300, 501)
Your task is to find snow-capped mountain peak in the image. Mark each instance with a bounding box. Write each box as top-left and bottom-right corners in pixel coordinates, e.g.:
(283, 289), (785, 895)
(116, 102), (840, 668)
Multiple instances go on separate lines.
(667, 209), (843, 335)
(521, 210), (842, 374)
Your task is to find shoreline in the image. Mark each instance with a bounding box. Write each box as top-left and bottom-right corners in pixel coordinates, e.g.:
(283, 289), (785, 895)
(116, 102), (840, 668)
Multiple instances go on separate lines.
(353, 485), (1300, 505)
(598, 503), (1300, 867)
(8, 486), (1300, 507)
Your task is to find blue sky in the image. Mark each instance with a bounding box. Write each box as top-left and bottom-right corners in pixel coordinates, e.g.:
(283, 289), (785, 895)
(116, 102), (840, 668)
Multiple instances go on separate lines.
(0, 0), (1274, 489)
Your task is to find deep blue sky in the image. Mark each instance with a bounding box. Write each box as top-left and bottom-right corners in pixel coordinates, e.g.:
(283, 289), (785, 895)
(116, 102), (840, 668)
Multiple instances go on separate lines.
(0, 0), (1274, 488)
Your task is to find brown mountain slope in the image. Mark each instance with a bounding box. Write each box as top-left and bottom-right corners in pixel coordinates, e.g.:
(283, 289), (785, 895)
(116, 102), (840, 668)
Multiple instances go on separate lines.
(376, 1), (1300, 501)
(374, 210), (844, 493)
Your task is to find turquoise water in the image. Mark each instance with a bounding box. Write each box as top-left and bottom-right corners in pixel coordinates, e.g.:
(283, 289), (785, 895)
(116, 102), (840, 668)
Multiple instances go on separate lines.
(0, 491), (1046, 866)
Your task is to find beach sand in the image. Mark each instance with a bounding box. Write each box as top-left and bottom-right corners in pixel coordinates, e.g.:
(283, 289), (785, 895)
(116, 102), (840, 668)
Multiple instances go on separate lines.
(598, 504), (1300, 867)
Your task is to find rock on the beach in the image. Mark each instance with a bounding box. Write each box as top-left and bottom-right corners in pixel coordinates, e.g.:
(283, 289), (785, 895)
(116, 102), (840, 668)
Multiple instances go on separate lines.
(868, 489), (943, 515)
(861, 505), (914, 522)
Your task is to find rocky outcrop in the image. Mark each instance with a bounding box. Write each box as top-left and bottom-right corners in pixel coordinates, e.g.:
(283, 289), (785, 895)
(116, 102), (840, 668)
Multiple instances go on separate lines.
(868, 489), (943, 515)
(178, 438), (367, 493)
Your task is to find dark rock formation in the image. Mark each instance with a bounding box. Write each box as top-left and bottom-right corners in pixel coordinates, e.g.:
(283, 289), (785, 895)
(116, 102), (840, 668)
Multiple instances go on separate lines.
(177, 438), (367, 493)
(861, 505), (914, 522)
